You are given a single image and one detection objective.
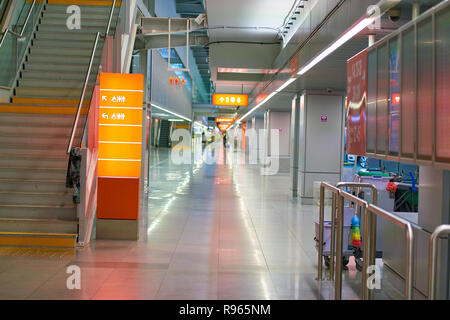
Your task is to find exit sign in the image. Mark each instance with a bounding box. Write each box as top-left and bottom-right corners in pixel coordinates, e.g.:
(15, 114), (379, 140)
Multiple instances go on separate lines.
(212, 94), (248, 106)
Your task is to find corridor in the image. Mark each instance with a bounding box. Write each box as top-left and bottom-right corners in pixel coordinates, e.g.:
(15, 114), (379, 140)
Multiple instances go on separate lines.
(0, 143), (403, 300)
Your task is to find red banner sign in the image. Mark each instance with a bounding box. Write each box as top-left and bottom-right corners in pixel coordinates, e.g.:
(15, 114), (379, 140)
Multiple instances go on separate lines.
(346, 49), (367, 156)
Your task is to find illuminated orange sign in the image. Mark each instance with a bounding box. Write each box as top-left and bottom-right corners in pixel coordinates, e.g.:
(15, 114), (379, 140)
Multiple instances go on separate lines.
(218, 123), (232, 132)
(98, 73), (144, 178)
(169, 76), (186, 87)
(212, 94), (248, 106)
(215, 117), (234, 123)
(98, 73), (144, 221)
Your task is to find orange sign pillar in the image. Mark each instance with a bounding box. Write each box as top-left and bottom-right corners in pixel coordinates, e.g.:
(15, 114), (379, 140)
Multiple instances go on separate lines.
(96, 73), (144, 240)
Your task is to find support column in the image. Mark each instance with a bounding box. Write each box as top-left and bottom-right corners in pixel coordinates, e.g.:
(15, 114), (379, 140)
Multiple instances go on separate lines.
(265, 110), (291, 173)
(290, 95), (301, 198)
(251, 116), (264, 163)
(297, 92), (344, 204)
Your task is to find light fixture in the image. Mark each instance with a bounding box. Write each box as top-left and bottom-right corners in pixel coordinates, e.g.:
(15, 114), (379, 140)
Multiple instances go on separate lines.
(151, 103), (192, 122)
(297, 16), (375, 76)
(237, 15), (376, 124)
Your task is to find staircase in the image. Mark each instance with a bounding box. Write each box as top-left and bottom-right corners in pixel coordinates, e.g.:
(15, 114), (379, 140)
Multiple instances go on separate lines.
(0, 0), (120, 247)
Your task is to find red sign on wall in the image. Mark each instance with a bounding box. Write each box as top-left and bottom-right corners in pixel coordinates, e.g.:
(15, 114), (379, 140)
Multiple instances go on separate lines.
(346, 49), (367, 156)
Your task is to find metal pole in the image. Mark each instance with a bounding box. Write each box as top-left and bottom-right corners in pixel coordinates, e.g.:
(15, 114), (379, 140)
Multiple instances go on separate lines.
(19, 0), (36, 37)
(428, 225), (450, 300)
(317, 184), (325, 281)
(329, 192), (336, 281)
(105, 0), (116, 36)
(412, 3), (420, 20)
(405, 223), (414, 300)
(362, 206), (370, 299)
(334, 191), (343, 300)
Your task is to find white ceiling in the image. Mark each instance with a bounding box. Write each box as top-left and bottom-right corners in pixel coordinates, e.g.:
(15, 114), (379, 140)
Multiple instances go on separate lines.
(205, 0), (295, 42)
(204, 0), (296, 95)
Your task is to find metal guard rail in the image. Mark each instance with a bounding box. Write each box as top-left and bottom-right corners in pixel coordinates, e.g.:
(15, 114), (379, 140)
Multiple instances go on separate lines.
(66, 0), (117, 154)
(428, 224), (450, 300)
(0, 0), (38, 48)
(318, 181), (415, 300)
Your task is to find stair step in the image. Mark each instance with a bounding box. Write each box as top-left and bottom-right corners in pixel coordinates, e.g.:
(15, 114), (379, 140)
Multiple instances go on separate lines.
(0, 231), (77, 248)
(30, 46), (103, 57)
(23, 61), (95, 73)
(32, 38), (97, 49)
(0, 134), (78, 146)
(0, 144), (67, 157)
(14, 86), (92, 99)
(0, 203), (76, 220)
(0, 167), (67, 180)
(27, 52), (102, 65)
(0, 103), (89, 115)
(0, 156), (68, 169)
(21, 69), (88, 81)
(18, 78), (95, 89)
(0, 191), (73, 206)
(0, 218), (78, 234)
(11, 97), (79, 105)
(0, 178), (68, 193)
(41, 15), (118, 27)
(0, 112), (85, 126)
(45, 2), (121, 13)
(35, 30), (105, 41)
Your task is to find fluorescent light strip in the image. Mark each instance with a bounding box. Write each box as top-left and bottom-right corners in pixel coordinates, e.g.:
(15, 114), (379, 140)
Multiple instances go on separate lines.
(238, 17), (374, 124)
(194, 121), (207, 128)
(238, 79), (293, 123)
(297, 17), (375, 75)
(151, 103), (192, 122)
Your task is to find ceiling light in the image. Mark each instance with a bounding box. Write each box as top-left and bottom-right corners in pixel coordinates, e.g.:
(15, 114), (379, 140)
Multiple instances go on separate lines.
(151, 103), (192, 122)
(297, 16), (375, 76)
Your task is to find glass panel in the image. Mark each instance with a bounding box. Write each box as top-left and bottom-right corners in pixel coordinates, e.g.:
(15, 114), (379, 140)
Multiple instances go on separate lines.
(436, 6), (450, 161)
(417, 18), (433, 159)
(367, 49), (377, 153)
(401, 27), (415, 156)
(376, 43), (388, 154)
(0, 0), (44, 88)
(389, 36), (400, 155)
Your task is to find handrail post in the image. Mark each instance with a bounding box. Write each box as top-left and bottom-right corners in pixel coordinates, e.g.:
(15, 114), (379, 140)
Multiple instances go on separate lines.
(428, 224), (450, 300)
(362, 206), (370, 299)
(317, 184), (325, 281)
(405, 223), (414, 300)
(329, 192), (336, 281)
(334, 190), (344, 300)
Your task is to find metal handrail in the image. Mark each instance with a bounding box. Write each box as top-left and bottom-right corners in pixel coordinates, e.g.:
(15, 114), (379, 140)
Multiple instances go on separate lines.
(0, 0), (36, 48)
(335, 182), (378, 299)
(428, 224), (450, 300)
(318, 180), (414, 300)
(317, 182), (340, 282)
(333, 185), (371, 300)
(66, 0), (116, 154)
(364, 204), (414, 300)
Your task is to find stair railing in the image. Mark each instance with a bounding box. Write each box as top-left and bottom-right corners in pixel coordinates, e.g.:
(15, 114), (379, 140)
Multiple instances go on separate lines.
(0, 0), (36, 47)
(0, 0), (47, 89)
(67, 0), (117, 154)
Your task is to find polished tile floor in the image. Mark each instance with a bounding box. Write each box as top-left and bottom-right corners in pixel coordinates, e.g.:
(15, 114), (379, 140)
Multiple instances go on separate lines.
(0, 141), (407, 299)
